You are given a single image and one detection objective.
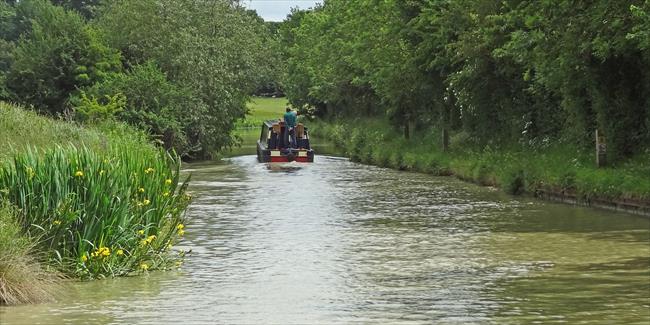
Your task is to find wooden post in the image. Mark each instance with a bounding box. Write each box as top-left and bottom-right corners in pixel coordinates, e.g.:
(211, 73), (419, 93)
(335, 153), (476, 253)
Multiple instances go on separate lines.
(596, 130), (607, 167)
(404, 122), (410, 140)
(442, 128), (449, 152)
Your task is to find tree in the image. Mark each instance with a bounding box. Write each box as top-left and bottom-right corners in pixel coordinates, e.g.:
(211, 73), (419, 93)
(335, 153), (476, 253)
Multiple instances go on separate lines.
(6, 0), (120, 115)
(74, 61), (206, 156)
(97, 0), (273, 157)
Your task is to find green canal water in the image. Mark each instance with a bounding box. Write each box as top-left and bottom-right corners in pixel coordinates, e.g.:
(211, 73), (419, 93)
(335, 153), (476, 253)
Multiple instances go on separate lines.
(1, 130), (649, 324)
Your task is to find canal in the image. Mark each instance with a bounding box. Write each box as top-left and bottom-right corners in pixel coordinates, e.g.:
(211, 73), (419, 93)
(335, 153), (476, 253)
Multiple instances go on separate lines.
(1, 150), (649, 323)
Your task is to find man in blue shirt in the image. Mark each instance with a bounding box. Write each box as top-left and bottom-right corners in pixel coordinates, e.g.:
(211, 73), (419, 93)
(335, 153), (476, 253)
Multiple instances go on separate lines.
(283, 107), (298, 148)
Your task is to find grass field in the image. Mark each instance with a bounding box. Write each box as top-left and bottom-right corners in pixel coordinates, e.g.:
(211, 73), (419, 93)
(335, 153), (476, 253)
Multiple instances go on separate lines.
(237, 97), (288, 128)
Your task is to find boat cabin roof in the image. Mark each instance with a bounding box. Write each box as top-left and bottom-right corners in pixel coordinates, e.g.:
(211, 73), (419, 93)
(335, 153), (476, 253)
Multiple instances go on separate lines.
(263, 120), (282, 128)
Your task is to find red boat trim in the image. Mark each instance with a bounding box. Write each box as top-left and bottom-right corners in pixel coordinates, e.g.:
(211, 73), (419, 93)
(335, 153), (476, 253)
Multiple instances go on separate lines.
(270, 156), (289, 162)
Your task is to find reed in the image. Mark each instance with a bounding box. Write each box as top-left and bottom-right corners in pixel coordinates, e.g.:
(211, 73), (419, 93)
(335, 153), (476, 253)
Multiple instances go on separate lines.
(0, 145), (191, 279)
(0, 201), (61, 305)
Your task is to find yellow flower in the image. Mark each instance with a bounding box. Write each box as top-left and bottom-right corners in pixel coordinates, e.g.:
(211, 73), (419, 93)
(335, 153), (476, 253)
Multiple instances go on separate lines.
(165, 179), (172, 185)
(144, 167), (154, 174)
(116, 249), (124, 256)
(175, 261), (183, 267)
(140, 263), (149, 271)
(177, 229), (185, 237)
(138, 230), (145, 235)
(74, 171), (84, 177)
(92, 247), (110, 258)
(81, 254), (88, 262)
(99, 170), (106, 176)
(166, 243), (173, 250)
(146, 235), (156, 244)
(25, 167), (35, 179)
(138, 187), (145, 193)
(143, 199), (151, 206)
(163, 192), (170, 197)
(176, 224), (184, 231)
(140, 239), (148, 246)
(53, 220), (62, 226)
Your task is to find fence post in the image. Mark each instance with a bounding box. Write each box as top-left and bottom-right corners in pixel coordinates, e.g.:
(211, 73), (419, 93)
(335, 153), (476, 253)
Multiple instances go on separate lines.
(442, 128), (449, 152)
(596, 129), (607, 167)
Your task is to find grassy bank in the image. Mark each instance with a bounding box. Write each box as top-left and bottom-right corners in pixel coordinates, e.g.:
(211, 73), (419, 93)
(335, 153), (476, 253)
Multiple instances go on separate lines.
(0, 102), (191, 305)
(312, 118), (650, 209)
(236, 97), (288, 128)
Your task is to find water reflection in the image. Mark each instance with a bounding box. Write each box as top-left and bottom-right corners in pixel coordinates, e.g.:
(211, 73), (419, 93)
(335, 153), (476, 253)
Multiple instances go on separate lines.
(1, 155), (648, 324)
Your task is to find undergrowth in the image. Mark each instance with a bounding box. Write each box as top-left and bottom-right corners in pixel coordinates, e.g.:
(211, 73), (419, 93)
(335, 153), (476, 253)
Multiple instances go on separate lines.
(312, 119), (650, 202)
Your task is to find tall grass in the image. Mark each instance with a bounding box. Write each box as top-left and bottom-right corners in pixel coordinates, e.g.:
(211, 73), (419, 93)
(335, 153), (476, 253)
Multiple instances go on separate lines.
(312, 118), (650, 202)
(0, 201), (61, 305)
(0, 144), (191, 279)
(0, 101), (150, 162)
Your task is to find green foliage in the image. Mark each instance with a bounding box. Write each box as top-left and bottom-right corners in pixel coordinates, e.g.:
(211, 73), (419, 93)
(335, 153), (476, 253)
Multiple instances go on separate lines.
(1, 0), (274, 157)
(0, 146), (191, 279)
(75, 61), (201, 156)
(283, 0), (650, 162)
(0, 101), (150, 162)
(6, 0), (121, 115)
(97, 0), (274, 157)
(316, 118), (650, 202)
(73, 92), (126, 123)
(51, 0), (102, 19)
(0, 201), (60, 305)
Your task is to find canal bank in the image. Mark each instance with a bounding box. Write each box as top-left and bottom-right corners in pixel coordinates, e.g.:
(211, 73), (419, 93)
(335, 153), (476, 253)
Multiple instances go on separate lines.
(310, 119), (650, 217)
(2, 156), (648, 324)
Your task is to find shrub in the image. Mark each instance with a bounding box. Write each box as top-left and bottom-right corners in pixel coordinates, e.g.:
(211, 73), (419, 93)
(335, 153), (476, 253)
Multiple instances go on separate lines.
(7, 0), (121, 114)
(75, 61), (203, 156)
(72, 92), (126, 123)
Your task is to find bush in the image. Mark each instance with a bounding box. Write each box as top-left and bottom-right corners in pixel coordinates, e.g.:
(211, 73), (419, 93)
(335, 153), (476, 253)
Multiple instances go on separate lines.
(72, 92), (126, 123)
(0, 145), (191, 279)
(7, 0), (121, 114)
(75, 61), (202, 156)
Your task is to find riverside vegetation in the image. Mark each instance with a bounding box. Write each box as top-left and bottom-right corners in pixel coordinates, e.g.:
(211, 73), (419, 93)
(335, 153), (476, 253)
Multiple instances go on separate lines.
(0, 102), (190, 305)
(280, 1), (650, 206)
(311, 119), (650, 202)
(0, 0), (278, 305)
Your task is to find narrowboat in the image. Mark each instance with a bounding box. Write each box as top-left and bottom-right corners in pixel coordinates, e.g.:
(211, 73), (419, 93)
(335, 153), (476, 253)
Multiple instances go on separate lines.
(257, 120), (315, 163)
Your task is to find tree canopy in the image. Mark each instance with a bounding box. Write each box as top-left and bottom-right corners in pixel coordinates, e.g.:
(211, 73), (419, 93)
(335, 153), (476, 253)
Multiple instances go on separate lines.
(0, 0), (277, 158)
(281, 0), (650, 161)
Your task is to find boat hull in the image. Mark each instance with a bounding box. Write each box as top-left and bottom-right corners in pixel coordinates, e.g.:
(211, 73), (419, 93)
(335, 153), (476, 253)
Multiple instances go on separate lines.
(257, 141), (314, 163)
